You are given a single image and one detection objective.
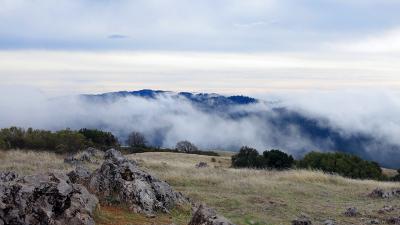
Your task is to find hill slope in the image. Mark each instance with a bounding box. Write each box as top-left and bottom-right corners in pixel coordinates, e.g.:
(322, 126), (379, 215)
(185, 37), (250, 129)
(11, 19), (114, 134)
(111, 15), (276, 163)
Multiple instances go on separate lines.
(1, 149), (400, 224)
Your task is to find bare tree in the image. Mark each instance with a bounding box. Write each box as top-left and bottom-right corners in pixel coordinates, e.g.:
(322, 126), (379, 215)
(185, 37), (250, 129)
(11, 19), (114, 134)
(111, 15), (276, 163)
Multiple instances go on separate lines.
(175, 140), (198, 153)
(127, 131), (147, 147)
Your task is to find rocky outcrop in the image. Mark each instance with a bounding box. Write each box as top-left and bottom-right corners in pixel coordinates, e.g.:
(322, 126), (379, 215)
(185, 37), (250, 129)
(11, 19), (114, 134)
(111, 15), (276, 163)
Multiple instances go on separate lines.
(87, 148), (187, 216)
(0, 172), (98, 225)
(188, 204), (235, 225)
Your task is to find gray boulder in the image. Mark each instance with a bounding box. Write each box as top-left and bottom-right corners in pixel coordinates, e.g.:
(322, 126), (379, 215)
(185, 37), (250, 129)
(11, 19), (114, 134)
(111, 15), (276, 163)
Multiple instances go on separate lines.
(0, 172), (98, 225)
(88, 148), (187, 216)
(188, 204), (235, 225)
(0, 171), (18, 182)
(68, 165), (91, 185)
(344, 207), (358, 217)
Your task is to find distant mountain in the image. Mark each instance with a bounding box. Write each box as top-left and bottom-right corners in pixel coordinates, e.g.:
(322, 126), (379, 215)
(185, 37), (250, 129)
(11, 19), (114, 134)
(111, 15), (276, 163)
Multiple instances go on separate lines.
(81, 89), (400, 168)
(82, 89), (258, 111)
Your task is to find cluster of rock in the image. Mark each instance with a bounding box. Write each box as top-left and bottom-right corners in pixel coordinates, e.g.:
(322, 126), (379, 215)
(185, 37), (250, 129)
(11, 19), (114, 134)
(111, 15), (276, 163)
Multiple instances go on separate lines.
(85, 149), (188, 216)
(0, 148), (235, 225)
(64, 147), (104, 165)
(0, 171), (98, 225)
(369, 188), (400, 199)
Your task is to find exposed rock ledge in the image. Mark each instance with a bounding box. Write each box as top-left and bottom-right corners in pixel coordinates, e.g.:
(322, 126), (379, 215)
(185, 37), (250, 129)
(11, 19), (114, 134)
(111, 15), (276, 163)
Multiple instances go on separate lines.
(0, 148), (235, 225)
(0, 171), (98, 225)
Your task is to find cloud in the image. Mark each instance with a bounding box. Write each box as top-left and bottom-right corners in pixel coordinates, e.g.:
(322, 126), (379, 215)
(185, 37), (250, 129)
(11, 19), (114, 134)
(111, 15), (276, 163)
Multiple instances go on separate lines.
(1, 50), (400, 96)
(0, 87), (315, 152)
(1, 87), (400, 168)
(328, 28), (400, 53)
(1, 0), (400, 51)
(108, 34), (129, 39)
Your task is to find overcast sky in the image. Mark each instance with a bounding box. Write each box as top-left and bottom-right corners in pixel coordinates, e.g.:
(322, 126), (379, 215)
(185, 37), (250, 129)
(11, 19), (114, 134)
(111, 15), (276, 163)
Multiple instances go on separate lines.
(1, 0), (400, 95)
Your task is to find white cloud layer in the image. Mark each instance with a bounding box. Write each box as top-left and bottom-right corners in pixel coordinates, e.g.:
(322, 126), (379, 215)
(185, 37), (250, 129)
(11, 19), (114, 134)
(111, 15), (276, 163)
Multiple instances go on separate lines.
(329, 28), (400, 53)
(1, 50), (400, 96)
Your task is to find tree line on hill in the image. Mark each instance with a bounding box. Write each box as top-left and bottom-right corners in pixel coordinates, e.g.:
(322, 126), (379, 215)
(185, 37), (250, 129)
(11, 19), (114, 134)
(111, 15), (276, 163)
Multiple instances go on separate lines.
(0, 126), (217, 156)
(0, 126), (397, 181)
(0, 127), (119, 153)
(232, 146), (388, 180)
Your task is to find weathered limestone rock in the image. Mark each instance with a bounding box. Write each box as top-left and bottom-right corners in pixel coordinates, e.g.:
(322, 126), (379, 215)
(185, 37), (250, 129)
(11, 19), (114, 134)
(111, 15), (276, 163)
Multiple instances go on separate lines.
(88, 148), (187, 216)
(188, 205), (235, 225)
(68, 165), (91, 185)
(0, 172), (98, 225)
(0, 171), (18, 182)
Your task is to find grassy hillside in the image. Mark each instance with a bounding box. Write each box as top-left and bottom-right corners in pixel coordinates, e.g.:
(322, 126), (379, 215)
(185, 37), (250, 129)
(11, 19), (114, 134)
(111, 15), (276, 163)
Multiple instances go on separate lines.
(1, 150), (400, 224)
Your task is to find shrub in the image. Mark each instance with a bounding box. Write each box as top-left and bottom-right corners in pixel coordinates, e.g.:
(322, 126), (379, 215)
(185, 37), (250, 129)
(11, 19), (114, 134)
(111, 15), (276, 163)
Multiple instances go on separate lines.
(298, 151), (384, 180)
(79, 128), (118, 150)
(263, 149), (294, 170)
(232, 146), (265, 168)
(232, 147), (295, 169)
(176, 140), (198, 153)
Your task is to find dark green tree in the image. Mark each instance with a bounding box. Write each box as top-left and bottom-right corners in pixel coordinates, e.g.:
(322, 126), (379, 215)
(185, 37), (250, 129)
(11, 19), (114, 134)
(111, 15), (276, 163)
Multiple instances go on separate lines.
(79, 128), (118, 150)
(232, 146), (265, 168)
(298, 151), (384, 180)
(263, 149), (294, 169)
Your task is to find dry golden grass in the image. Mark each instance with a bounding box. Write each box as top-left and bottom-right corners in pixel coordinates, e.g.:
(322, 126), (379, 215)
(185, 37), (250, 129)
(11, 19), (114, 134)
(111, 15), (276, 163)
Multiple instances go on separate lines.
(130, 152), (400, 225)
(0, 149), (72, 175)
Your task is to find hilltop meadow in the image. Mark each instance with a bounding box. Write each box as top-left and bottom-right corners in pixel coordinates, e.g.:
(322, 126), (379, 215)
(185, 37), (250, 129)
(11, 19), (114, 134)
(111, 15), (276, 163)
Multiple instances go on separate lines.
(1, 149), (400, 225)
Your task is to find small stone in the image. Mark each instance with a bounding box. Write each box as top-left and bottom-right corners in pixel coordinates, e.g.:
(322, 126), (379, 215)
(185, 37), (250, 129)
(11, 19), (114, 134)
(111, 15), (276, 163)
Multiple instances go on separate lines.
(292, 214), (312, 225)
(188, 204), (235, 225)
(369, 219), (380, 224)
(195, 162), (209, 168)
(344, 207), (358, 217)
(323, 219), (335, 225)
